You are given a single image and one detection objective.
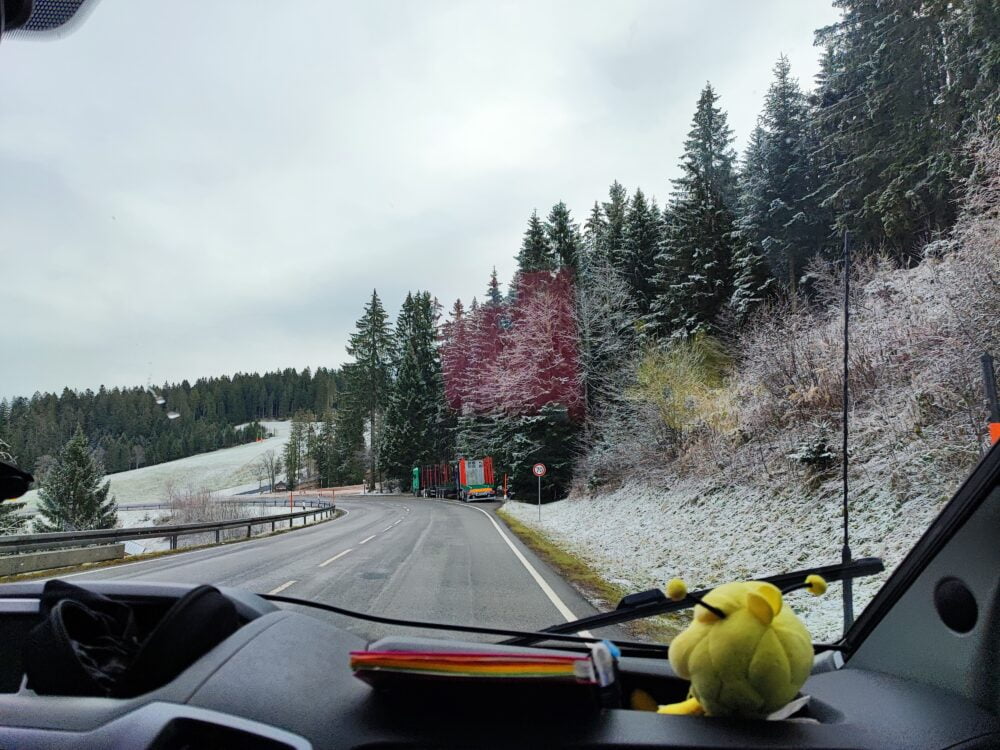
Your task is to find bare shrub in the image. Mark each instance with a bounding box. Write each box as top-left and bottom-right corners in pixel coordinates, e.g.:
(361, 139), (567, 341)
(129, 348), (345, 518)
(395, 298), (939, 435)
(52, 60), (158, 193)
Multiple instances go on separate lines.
(161, 486), (274, 546)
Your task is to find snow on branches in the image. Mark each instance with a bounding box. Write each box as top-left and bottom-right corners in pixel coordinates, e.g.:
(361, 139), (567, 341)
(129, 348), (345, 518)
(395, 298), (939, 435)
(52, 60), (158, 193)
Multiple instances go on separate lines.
(440, 269), (584, 421)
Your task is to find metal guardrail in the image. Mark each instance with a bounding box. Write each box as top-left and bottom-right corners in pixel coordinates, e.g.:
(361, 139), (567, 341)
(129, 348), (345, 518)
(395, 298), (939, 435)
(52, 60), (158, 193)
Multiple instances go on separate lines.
(0, 501), (336, 556)
(16, 494), (335, 518)
(115, 497), (335, 512)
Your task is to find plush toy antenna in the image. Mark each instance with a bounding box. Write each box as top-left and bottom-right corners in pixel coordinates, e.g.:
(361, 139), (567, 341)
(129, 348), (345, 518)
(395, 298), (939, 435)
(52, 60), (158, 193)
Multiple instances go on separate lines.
(780, 574), (828, 597)
(665, 578), (728, 619)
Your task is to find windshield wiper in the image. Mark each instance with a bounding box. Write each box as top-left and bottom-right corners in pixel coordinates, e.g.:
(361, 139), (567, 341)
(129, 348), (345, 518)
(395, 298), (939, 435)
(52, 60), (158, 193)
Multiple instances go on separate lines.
(502, 557), (885, 647)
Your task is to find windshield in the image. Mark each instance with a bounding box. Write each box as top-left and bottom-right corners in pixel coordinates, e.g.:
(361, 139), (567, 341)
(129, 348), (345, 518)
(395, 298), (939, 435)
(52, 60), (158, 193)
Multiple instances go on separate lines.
(1, 0), (998, 649)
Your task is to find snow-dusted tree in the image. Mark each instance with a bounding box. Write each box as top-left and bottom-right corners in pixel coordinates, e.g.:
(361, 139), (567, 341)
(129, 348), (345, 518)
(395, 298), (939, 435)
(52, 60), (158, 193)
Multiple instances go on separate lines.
(485, 268), (504, 307)
(622, 188), (663, 317)
(36, 426), (117, 532)
(730, 124), (778, 320)
(283, 414), (308, 489)
(600, 181), (629, 268)
(380, 292), (448, 486)
(813, 0), (1000, 256)
(544, 201), (581, 270)
(440, 299), (470, 412)
(736, 56), (829, 297)
(346, 290), (393, 492)
(515, 210), (556, 274)
(575, 250), (641, 442)
(495, 270), (584, 421)
(647, 83), (738, 338)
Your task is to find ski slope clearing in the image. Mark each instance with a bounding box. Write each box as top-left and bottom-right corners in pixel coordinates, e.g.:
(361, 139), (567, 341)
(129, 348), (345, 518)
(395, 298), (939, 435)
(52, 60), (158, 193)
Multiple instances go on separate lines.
(20, 421), (292, 510)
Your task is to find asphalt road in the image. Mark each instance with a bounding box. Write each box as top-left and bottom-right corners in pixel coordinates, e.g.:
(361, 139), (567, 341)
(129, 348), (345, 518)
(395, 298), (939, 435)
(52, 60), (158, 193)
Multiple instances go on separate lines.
(55, 496), (622, 645)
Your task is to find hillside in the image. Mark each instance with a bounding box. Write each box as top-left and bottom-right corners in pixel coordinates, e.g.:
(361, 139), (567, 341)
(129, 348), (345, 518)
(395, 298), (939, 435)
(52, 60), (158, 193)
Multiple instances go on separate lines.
(503, 131), (1000, 643)
(19, 421), (292, 510)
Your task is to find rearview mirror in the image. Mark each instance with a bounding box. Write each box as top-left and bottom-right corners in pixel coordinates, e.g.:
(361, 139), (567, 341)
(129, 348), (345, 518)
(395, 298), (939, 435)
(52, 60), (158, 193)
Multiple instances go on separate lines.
(1, 0), (100, 40)
(0, 461), (34, 501)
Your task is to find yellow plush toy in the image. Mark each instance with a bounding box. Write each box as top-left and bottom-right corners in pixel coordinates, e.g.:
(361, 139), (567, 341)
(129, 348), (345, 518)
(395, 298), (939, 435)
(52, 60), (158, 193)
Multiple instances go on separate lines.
(657, 574), (827, 719)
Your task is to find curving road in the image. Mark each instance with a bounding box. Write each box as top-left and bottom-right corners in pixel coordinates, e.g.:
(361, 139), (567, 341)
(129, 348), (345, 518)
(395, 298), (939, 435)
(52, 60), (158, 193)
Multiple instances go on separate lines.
(53, 496), (622, 644)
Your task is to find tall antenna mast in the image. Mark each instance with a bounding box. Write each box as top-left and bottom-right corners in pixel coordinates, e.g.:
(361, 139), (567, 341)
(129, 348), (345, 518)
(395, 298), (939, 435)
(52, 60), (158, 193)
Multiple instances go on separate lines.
(841, 230), (854, 632)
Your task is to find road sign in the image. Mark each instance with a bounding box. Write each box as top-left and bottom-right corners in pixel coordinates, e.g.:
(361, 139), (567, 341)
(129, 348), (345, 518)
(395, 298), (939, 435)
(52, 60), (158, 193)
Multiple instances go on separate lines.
(532, 463), (547, 477)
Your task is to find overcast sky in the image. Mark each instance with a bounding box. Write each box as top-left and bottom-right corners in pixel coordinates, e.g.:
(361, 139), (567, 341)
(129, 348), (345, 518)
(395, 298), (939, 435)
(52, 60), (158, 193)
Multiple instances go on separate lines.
(1, 0), (840, 399)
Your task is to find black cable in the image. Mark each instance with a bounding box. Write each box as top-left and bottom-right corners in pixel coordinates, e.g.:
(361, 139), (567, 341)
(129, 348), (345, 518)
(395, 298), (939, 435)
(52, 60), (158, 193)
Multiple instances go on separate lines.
(260, 593), (671, 655)
(842, 229), (855, 632)
(261, 592), (850, 655)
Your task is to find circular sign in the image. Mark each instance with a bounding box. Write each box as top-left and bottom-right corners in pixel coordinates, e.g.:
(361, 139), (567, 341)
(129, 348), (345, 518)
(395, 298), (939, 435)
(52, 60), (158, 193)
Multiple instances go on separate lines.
(532, 463), (547, 477)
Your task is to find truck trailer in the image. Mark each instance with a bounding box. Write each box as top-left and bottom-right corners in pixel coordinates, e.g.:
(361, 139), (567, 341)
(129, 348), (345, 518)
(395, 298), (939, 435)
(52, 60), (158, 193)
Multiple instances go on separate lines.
(414, 457), (496, 502)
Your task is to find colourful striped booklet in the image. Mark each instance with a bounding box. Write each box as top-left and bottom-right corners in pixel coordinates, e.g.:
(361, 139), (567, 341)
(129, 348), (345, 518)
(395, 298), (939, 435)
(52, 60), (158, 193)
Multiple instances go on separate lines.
(350, 650), (598, 684)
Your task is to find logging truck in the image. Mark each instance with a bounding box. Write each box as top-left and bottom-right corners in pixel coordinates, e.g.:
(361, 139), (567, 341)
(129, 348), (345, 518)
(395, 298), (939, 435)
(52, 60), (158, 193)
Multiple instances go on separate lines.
(411, 457), (496, 501)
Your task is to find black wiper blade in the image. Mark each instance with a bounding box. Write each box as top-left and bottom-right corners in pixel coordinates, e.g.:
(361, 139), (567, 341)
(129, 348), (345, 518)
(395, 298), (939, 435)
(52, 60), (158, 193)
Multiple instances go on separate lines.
(502, 557), (885, 647)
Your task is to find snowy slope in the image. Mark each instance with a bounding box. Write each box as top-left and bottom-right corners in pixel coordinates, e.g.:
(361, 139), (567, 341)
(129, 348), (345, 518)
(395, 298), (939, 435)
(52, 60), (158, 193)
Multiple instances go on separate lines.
(20, 421), (292, 509)
(502, 471), (950, 643)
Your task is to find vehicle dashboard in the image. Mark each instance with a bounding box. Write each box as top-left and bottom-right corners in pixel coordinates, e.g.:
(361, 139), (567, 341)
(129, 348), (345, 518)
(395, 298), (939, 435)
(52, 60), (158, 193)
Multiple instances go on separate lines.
(0, 582), (998, 750)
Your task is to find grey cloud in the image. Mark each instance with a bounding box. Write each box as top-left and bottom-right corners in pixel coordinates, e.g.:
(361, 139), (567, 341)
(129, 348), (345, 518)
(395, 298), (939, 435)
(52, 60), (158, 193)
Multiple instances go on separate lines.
(1, 0), (838, 398)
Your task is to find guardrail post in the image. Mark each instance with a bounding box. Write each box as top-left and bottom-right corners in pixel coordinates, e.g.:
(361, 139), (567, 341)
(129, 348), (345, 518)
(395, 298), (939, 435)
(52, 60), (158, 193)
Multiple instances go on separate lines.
(170, 535), (177, 550)
(271, 519), (276, 532)
(215, 529), (220, 544)
(247, 524), (252, 538)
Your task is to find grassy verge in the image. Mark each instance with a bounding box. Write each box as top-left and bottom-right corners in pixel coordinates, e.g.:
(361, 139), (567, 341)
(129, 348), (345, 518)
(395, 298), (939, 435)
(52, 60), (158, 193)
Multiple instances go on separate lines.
(496, 506), (683, 643)
(0, 509), (344, 584)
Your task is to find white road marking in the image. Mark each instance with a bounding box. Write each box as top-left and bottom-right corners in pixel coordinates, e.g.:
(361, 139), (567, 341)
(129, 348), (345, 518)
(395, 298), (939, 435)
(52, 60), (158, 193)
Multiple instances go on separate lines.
(382, 526), (393, 532)
(318, 549), (353, 568)
(358, 534), (376, 545)
(453, 502), (594, 639)
(268, 580), (297, 595)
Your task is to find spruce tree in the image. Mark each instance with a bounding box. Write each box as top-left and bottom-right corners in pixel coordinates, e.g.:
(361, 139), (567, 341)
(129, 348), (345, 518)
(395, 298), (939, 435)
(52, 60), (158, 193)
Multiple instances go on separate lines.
(346, 290), (393, 491)
(380, 292), (448, 487)
(544, 201), (581, 270)
(515, 210), (556, 274)
(735, 56), (829, 298)
(36, 426), (117, 532)
(814, 1), (1000, 256)
(730, 123), (776, 320)
(600, 181), (629, 268)
(485, 268), (503, 307)
(647, 83), (738, 338)
(283, 416), (306, 489)
(622, 188), (663, 317)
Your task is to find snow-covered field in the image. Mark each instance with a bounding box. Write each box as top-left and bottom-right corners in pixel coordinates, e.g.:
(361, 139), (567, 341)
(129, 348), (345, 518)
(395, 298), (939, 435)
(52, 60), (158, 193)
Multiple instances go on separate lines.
(502, 472), (951, 642)
(20, 421), (292, 510)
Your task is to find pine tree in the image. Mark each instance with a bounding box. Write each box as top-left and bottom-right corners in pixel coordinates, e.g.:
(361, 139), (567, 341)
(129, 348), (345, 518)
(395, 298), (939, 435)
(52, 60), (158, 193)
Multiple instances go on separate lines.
(515, 210), (556, 274)
(647, 83), (738, 338)
(735, 56), (829, 298)
(485, 269), (503, 307)
(813, 1), (1000, 256)
(600, 181), (629, 268)
(544, 201), (581, 270)
(622, 188), (663, 317)
(36, 426), (117, 532)
(380, 292), (449, 487)
(283, 415), (307, 489)
(346, 290), (393, 492)
(730, 123), (777, 320)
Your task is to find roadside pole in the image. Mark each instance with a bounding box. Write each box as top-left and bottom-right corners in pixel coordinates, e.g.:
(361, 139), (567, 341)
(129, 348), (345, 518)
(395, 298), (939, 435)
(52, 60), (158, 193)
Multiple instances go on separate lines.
(532, 463), (547, 522)
(982, 353), (1000, 445)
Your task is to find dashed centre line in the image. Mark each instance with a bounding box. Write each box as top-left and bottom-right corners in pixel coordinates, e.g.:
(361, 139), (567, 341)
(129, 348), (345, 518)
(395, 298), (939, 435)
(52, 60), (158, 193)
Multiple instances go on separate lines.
(319, 549), (353, 567)
(359, 535), (376, 545)
(268, 580), (297, 595)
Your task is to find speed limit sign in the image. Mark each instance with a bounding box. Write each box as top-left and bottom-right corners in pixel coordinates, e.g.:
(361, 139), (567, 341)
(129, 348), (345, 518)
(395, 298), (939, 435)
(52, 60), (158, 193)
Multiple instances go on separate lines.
(532, 463), (547, 477)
